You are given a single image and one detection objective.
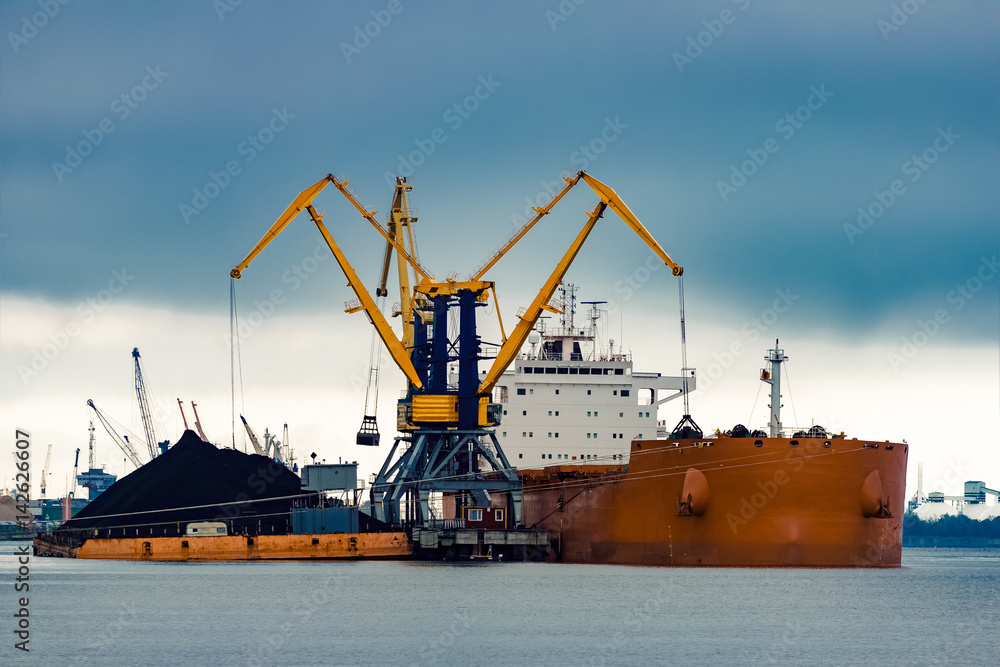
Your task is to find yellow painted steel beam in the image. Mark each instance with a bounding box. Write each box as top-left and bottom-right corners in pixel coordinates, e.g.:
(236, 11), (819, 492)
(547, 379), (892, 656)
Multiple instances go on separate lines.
(331, 177), (432, 283)
(231, 175), (334, 278)
(414, 280), (493, 298)
(469, 172), (583, 281)
(307, 205), (423, 389)
(478, 202), (607, 397)
(580, 172), (683, 276)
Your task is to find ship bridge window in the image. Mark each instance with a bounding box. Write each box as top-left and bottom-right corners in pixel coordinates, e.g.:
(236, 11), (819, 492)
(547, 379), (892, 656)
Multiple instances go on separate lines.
(615, 368), (624, 375)
(579, 368), (591, 375)
(545, 367), (557, 375)
(569, 367), (579, 374)
(621, 390), (630, 397)
(533, 367), (544, 374)
(613, 390), (618, 396)
(524, 367), (532, 374)
(517, 388), (526, 396)
(557, 367), (568, 375)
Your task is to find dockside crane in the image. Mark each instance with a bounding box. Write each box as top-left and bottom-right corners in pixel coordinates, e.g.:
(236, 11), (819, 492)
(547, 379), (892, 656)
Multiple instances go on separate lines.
(71, 448), (80, 498)
(230, 171), (682, 528)
(41, 444), (52, 499)
(191, 402), (210, 442)
(133, 348), (169, 458)
(239, 415), (268, 457)
(88, 399), (146, 470)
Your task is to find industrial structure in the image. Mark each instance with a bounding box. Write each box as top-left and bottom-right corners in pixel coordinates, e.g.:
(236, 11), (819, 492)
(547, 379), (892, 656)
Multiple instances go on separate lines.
(230, 171), (682, 557)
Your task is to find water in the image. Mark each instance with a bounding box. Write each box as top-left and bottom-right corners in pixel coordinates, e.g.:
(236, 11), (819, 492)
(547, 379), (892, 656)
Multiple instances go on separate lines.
(1, 544), (997, 666)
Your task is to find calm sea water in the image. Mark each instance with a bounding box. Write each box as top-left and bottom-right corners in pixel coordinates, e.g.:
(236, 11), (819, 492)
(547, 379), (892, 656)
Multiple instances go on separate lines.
(1, 544), (997, 666)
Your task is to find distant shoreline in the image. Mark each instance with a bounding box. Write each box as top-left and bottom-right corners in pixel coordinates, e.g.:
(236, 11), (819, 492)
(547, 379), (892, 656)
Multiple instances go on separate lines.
(903, 536), (1000, 548)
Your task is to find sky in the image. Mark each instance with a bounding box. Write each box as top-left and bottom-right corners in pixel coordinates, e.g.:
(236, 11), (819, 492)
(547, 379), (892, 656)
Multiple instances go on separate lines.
(1, 1), (998, 503)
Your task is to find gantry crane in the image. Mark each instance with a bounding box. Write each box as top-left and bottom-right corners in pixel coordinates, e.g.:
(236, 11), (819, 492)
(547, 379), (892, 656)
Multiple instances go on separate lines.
(231, 171), (682, 528)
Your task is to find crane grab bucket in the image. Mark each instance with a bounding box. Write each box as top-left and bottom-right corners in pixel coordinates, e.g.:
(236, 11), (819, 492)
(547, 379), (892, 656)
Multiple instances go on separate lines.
(356, 415), (380, 446)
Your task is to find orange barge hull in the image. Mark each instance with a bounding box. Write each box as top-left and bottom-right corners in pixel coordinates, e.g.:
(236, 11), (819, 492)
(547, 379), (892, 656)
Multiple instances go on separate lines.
(521, 436), (908, 567)
(34, 532), (411, 561)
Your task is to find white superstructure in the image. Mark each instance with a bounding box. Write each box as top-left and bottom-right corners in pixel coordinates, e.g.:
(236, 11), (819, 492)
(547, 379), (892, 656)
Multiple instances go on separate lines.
(485, 285), (694, 466)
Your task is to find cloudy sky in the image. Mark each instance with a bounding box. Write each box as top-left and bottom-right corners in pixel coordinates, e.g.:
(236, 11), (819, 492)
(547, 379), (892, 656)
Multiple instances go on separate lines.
(1, 1), (997, 501)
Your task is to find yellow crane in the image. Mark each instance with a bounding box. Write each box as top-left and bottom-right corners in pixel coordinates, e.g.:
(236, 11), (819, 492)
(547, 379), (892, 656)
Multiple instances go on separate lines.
(230, 170), (682, 527)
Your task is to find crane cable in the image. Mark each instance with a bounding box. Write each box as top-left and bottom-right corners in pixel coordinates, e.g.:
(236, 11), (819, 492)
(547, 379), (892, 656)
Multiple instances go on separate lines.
(230, 278), (246, 452)
(363, 296), (386, 417)
(678, 275), (690, 416)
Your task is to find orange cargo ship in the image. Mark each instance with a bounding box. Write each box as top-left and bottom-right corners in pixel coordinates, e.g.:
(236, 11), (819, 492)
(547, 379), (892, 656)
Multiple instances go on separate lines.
(521, 434), (907, 567)
(519, 341), (909, 567)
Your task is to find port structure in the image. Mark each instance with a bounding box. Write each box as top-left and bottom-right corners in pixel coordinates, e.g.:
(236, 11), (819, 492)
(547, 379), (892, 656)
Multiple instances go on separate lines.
(231, 171), (682, 530)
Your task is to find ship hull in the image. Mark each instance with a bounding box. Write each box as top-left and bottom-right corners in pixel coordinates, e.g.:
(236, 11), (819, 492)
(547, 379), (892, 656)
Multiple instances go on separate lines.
(521, 436), (908, 567)
(33, 531), (411, 561)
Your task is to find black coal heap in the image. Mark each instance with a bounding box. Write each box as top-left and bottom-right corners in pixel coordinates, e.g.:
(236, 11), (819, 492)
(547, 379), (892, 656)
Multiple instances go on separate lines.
(59, 430), (302, 538)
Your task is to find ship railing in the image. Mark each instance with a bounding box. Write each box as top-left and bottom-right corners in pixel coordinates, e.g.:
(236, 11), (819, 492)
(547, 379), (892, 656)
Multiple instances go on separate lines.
(426, 518), (465, 529)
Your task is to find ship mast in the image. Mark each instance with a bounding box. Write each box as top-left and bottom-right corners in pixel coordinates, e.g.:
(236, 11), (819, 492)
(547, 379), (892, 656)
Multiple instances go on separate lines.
(762, 340), (787, 438)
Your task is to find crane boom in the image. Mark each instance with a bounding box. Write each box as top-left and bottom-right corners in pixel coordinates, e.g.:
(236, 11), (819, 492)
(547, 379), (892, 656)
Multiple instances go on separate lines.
(133, 348), (162, 459)
(470, 173), (581, 281)
(578, 172), (682, 276)
(231, 174), (430, 282)
(478, 202), (606, 396)
(191, 402), (209, 442)
(177, 398), (190, 430)
(239, 415), (268, 457)
(87, 399), (145, 469)
(41, 444), (52, 499)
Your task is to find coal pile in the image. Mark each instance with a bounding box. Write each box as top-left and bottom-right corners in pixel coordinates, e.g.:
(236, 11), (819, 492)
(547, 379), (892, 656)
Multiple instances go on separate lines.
(56, 430), (304, 540)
